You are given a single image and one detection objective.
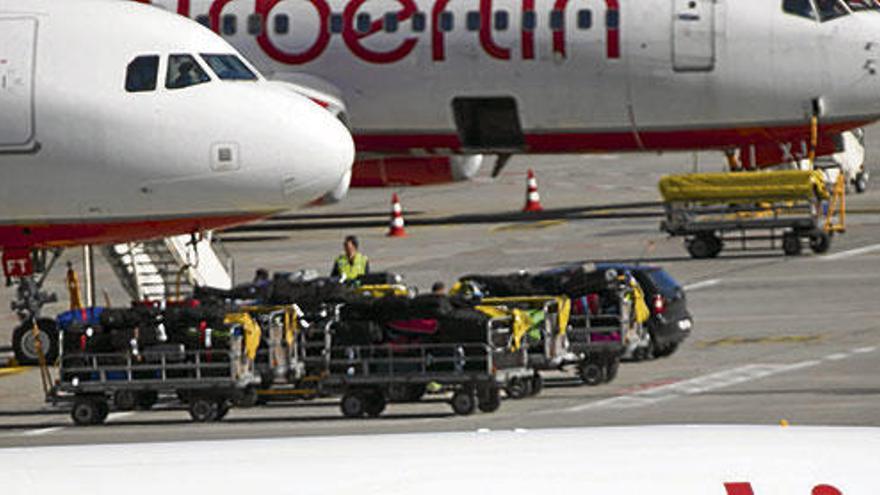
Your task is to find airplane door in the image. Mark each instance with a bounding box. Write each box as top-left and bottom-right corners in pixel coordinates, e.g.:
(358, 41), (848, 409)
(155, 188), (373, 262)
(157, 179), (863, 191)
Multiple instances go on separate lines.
(0, 18), (37, 149)
(672, 0), (715, 72)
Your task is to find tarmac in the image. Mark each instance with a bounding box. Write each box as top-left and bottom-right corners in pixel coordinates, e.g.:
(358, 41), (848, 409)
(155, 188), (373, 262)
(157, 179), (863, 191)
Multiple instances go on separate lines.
(1, 128), (879, 448)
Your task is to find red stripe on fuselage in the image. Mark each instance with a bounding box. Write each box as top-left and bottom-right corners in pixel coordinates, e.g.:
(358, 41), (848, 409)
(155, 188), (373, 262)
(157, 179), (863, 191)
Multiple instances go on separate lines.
(353, 121), (871, 154)
(0, 213), (270, 250)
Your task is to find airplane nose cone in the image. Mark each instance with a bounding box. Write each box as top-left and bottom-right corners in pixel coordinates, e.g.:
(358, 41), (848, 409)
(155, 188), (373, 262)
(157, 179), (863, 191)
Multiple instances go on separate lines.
(279, 98), (355, 206)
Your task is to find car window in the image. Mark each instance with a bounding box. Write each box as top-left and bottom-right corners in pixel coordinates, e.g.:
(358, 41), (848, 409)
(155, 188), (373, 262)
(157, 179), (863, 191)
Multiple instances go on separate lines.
(166, 54), (210, 90)
(645, 269), (682, 298)
(815, 0), (849, 20)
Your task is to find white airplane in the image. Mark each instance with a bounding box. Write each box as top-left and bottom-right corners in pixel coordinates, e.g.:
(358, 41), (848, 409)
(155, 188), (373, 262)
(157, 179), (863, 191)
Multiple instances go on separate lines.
(137, 0), (880, 185)
(0, 0), (354, 258)
(0, 0), (354, 360)
(1, 426), (875, 494)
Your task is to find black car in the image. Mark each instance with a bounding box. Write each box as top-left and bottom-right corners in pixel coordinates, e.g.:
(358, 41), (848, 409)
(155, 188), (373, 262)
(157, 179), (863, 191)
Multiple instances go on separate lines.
(597, 264), (693, 359)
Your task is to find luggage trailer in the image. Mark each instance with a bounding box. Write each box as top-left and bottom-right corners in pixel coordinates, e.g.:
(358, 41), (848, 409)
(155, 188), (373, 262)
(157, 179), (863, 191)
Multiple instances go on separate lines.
(659, 171), (846, 259)
(47, 315), (262, 426)
(278, 315), (533, 417)
(48, 349), (261, 426)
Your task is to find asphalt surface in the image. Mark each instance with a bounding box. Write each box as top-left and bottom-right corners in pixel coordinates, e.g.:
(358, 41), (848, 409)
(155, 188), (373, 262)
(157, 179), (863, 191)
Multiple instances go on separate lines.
(1, 130), (879, 448)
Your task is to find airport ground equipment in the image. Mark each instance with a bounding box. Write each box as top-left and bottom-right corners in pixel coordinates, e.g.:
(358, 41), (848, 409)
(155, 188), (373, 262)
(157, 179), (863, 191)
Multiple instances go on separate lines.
(311, 314), (526, 416)
(659, 170), (845, 258)
(47, 310), (261, 425)
(102, 233), (233, 303)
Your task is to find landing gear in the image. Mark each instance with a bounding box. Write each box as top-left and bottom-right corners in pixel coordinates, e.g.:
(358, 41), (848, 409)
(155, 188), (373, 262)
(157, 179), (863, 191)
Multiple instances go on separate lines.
(854, 171), (869, 194)
(7, 250), (62, 365)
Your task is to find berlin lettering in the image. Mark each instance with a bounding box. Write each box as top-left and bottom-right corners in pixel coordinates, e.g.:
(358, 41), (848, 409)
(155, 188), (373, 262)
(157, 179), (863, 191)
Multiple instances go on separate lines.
(137, 0), (621, 64)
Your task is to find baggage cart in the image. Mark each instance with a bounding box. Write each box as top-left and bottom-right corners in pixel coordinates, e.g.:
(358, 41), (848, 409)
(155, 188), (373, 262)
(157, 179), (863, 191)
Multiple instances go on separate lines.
(47, 312), (261, 425)
(659, 170), (846, 258)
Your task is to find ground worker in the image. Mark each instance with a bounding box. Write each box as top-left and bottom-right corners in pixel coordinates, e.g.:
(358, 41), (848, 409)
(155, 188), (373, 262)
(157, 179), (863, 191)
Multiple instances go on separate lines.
(331, 235), (370, 281)
(431, 282), (446, 295)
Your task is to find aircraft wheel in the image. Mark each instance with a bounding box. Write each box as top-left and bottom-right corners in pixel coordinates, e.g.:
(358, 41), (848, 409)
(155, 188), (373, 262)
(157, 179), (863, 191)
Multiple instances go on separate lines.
(12, 318), (58, 365)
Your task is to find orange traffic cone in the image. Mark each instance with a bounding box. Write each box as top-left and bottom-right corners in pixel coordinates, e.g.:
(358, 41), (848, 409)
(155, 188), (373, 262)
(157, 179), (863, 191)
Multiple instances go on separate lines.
(523, 169), (544, 212)
(387, 193), (407, 237)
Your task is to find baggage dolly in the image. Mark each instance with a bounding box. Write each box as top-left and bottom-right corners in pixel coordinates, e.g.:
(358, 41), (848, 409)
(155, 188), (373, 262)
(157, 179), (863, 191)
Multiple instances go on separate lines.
(311, 316), (526, 416)
(47, 312), (261, 425)
(659, 170), (846, 258)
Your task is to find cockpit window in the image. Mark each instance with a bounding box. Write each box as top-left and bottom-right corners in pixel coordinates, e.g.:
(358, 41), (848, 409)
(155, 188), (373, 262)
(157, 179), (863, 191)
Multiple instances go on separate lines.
(815, 0), (849, 20)
(844, 0), (880, 10)
(125, 55), (159, 93)
(783, 0), (817, 19)
(166, 54), (211, 90)
(200, 54), (258, 81)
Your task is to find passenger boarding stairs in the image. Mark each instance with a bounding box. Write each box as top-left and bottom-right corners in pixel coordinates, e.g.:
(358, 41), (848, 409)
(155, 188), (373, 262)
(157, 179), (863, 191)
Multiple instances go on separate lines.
(102, 234), (234, 303)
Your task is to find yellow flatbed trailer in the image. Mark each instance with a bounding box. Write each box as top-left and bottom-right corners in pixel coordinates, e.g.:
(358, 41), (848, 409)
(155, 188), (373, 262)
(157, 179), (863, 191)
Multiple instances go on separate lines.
(659, 170), (845, 258)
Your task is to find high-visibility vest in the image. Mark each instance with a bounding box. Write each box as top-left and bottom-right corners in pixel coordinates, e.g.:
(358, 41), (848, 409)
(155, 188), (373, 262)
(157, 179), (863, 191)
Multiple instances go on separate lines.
(335, 253), (368, 281)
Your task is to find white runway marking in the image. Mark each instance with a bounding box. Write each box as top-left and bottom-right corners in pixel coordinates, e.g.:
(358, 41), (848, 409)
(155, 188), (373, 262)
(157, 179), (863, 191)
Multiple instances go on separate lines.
(851, 346), (876, 354)
(822, 243), (880, 260)
(21, 427), (62, 437)
(683, 278), (721, 292)
(556, 346), (879, 414)
(824, 353), (849, 361)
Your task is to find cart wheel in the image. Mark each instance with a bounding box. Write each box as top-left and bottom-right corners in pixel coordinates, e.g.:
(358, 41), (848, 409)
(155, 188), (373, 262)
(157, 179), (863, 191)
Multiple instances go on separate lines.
(236, 387), (259, 408)
(529, 373), (544, 396)
(686, 236), (714, 259)
(505, 376), (532, 399)
(708, 235), (724, 258)
(604, 360), (620, 383)
(113, 390), (137, 411)
(809, 230), (831, 254)
(71, 396), (106, 426)
(579, 363), (606, 386)
(214, 401), (230, 421)
(782, 233), (802, 256)
(136, 391), (158, 411)
(451, 390), (477, 415)
(189, 397), (218, 422)
(364, 392), (387, 418)
(340, 391), (367, 418)
(477, 385), (501, 413)
(855, 172), (868, 193)
(96, 400), (110, 423)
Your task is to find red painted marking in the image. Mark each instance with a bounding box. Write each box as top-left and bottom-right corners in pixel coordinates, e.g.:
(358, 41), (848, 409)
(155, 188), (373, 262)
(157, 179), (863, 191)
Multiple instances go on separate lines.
(606, 0), (620, 59)
(521, 0), (535, 60)
(353, 121), (870, 154)
(813, 485), (843, 495)
(431, 0), (452, 61)
(2, 248), (33, 278)
(480, 0), (511, 60)
(342, 0), (418, 64)
(351, 156), (455, 187)
(255, 0), (331, 65)
(0, 213), (267, 251)
(724, 483), (755, 495)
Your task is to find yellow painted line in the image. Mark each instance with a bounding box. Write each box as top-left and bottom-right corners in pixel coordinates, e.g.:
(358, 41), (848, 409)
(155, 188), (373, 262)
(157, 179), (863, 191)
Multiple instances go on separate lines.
(0, 366), (30, 377)
(490, 219), (567, 233)
(696, 334), (823, 348)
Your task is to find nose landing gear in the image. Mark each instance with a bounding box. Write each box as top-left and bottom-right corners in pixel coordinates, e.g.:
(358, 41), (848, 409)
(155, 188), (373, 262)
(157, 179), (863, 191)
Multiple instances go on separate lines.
(5, 249), (62, 365)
